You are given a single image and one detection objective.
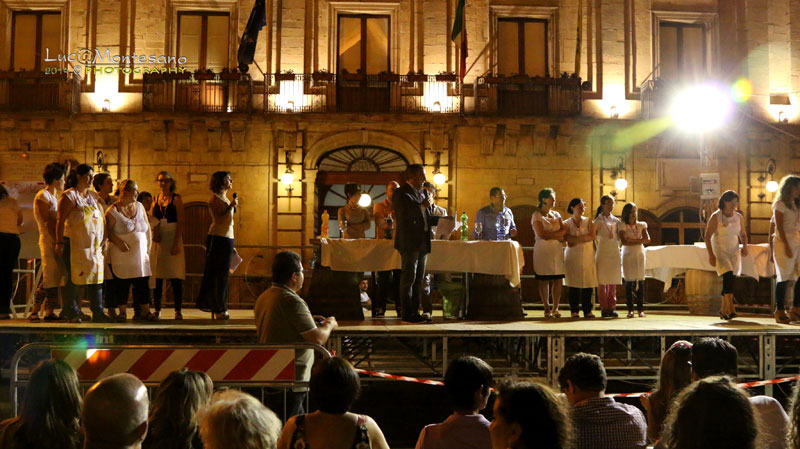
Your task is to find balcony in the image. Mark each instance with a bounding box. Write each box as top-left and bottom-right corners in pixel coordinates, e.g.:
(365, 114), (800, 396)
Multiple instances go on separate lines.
(142, 69), (253, 113)
(264, 73), (461, 114)
(0, 70), (81, 113)
(475, 75), (582, 116)
(640, 78), (678, 120)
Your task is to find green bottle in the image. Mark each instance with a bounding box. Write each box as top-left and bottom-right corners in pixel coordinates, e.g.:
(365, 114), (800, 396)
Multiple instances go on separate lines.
(460, 211), (469, 241)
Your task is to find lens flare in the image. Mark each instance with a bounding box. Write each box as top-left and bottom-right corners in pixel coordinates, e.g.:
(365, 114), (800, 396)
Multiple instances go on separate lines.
(731, 78), (752, 103)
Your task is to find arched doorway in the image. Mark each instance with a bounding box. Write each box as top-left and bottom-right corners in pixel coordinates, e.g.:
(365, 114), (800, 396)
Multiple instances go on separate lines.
(659, 207), (703, 245)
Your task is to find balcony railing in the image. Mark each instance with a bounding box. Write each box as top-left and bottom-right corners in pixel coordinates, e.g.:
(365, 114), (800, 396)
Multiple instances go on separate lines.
(475, 75), (582, 116)
(143, 70), (253, 112)
(0, 70), (81, 113)
(264, 73), (461, 114)
(640, 78), (677, 120)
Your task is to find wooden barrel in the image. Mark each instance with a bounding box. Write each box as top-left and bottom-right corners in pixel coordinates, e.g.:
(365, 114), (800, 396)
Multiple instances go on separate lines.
(305, 266), (365, 320)
(467, 274), (525, 320)
(685, 269), (722, 315)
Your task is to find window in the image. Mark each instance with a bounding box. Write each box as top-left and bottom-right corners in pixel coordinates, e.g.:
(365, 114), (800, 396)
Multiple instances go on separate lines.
(11, 11), (61, 71)
(177, 12), (230, 71)
(658, 21), (706, 82)
(337, 15), (390, 74)
(660, 208), (703, 245)
(497, 18), (547, 77)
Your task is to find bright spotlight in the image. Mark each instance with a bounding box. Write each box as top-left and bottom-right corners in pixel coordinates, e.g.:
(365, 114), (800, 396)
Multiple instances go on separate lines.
(433, 172), (446, 185)
(614, 177), (628, 191)
(358, 193), (372, 207)
(767, 180), (779, 193)
(280, 171), (294, 186)
(670, 83), (734, 133)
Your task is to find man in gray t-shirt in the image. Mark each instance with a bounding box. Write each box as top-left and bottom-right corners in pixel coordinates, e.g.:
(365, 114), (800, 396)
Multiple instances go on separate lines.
(254, 251), (337, 417)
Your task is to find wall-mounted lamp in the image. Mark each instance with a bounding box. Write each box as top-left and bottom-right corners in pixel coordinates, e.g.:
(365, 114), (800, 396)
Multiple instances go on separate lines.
(432, 101), (442, 113)
(96, 150), (108, 173)
(281, 150), (296, 194)
(609, 105), (619, 119)
(286, 100), (295, 113)
(358, 193), (372, 207)
(609, 156), (627, 196)
(778, 111), (789, 124)
(757, 158), (778, 200)
(431, 151), (447, 186)
(102, 99), (111, 112)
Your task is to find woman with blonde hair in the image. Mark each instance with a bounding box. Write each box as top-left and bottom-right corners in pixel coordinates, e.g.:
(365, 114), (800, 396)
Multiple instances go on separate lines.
(771, 175), (800, 323)
(143, 369), (213, 449)
(152, 171), (186, 320)
(198, 390), (281, 449)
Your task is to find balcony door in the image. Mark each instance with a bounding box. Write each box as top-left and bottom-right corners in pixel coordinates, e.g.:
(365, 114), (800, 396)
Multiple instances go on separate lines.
(336, 15), (391, 112)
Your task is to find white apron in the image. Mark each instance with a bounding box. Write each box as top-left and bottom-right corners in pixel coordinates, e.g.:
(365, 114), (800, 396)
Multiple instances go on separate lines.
(773, 201), (800, 282)
(710, 212), (742, 276)
(107, 203), (152, 279)
(532, 210), (565, 276)
(154, 221), (186, 279)
(64, 189), (104, 285)
(564, 216), (598, 288)
(620, 221), (647, 282)
(594, 214), (622, 285)
(33, 189), (64, 288)
(147, 215), (159, 289)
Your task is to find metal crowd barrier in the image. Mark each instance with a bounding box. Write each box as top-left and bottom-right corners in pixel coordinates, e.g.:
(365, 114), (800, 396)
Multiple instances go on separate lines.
(10, 342), (331, 419)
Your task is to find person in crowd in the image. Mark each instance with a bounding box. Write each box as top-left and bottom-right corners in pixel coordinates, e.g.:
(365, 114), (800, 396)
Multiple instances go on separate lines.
(196, 171), (237, 320)
(788, 378), (800, 449)
(197, 390), (281, 449)
(558, 352), (647, 449)
(416, 356), (493, 449)
(142, 369), (213, 449)
(531, 188), (566, 319)
(277, 357), (390, 449)
(489, 381), (572, 449)
(360, 278), (373, 315)
(338, 183), (372, 239)
(564, 198), (597, 319)
(138, 191), (159, 317)
(660, 376), (757, 449)
(373, 181), (401, 318)
(690, 337), (788, 449)
(393, 164), (439, 323)
(82, 373), (149, 449)
(106, 179), (155, 322)
(92, 172), (116, 210)
(254, 251), (338, 417)
(619, 202), (650, 318)
(0, 183), (23, 320)
(640, 340), (693, 444)
(422, 181), (449, 218)
(92, 172), (117, 319)
(472, 187), (517, 241)
(704, 190), (749, 320)
(771, 175), (800, 323)
(0, 359), (82, 449)
(55, 164), (112, 323)
(29, 162), (66, 321)
(594, 195), (621, 317)
(152, 171), (186, 320)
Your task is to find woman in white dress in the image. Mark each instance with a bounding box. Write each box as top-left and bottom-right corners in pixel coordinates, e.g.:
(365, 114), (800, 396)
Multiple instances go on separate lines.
(152, 171), (186, 320)
(29, 162), (67, 321)
(704, 190), (748, 321)
(771, 175), (800, 323)
(593, 195), (622, 318)
(338, 183), (372, 239)
(564, 198), (597, 318)
(106, 179), (155, 322)
(531, 188), (566, 318)
(618, 203), (650, 318)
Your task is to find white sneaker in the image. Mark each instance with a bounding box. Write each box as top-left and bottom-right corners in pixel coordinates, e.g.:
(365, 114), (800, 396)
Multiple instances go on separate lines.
(422, 312), (432, 322)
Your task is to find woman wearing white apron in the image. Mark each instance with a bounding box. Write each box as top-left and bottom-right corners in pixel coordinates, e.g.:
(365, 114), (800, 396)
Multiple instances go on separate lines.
(55, 164), (111, 323)
(92, 172), (117, 319)
(618, 203), (650, 318)
(593, 195), (622, 318)
(106, 180), (155, 322)
(564, 198), (597, 318)
(137, 191), (159, 292)
(30, 163), (66, 321)
(771, 175), (800, 323)
(531, 188), (566, 318)
(704, 190), (749, 321)
(152, 171), (186, 320)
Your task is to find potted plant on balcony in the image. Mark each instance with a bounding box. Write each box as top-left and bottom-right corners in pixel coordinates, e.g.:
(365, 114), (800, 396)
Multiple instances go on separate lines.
(170, 70), (192, 80)
(194, 69), (215, 80)
(377, 70), (399, 82)
(220, 68), (242, 81)
(407, 71), (427, 83)
(484, 74), (504, 84)
(275, 70), (295, 81)
(508, 73), (529, 84)
(312, 69), (334, 82)
(340, 69), (363, 81)
(435, 71), (457, 82)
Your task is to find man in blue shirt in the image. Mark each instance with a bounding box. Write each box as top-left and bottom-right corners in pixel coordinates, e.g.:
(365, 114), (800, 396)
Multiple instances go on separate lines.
(472, 187), (517, 240)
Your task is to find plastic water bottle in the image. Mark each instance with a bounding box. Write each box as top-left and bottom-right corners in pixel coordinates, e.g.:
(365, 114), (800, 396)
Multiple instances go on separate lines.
(460, 211), (469, 241)
(384, 214), (393, 239)
(321, 210), (330, 238)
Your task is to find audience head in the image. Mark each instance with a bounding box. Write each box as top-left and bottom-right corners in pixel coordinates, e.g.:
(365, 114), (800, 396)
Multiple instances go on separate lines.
(557, 352), (606, 405)
(359, 279), (369, 292)
(146, 369), (213, 449)
(718, 190), (739, 211)
(156, 171), (177, 193)
(66, 164), (94, 190)
(490, 381), (572, 449)
(776, 174), (800, 207)
(0, 184), (7, 200)
(310, 356), (361, 414)
(788, 378), (800, 449)
(405, 164), (426, 189)
(43, 162), (67, 188)
(566, 198), (585, 215)
(118, 179), (139, 202)
(19, 359), (82, 449)
(92, 172), (113, 194)
(490, 187), (506, 208)
(82, 373), (149, 449)
(621, 202), (638, 225)
(595, 194), (614, 218)
(271, 251), (303, 291)
(444, 356), (493, 413)
(422, 181), (437, 198)
(537, 188), (555, 210)
(654, 340), (693, 400)
(385, 181), (399, 201)
(137, 191), (153, 211)
(691, 337), (738, 380)
(661, 376), (756, 449)
(209, 171), (232, 194)
(197, 389), (281, 449)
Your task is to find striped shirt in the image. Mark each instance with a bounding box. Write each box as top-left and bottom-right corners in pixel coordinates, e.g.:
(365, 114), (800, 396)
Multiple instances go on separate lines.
(573, 397), (647, 449)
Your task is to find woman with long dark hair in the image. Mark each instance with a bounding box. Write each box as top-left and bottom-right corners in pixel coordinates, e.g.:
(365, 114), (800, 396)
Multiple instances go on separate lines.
(337, 183), (372, 239)
(564, 198), (597, 318)
(152, 171), (186, 320)
(30, 163), (67, 321)
(196, 171), (237, 320)
(489, 381), (572, 449)
(619, 202), (650, 318)
(771, 175), (800, 323)
(0, 359), (82, 449)
(531, 188), (566, 318)
(641, 340), (693, 444)
(704, 190), (748, 320)
(593, 195), (622, 317)
(143, 369), (213, 449)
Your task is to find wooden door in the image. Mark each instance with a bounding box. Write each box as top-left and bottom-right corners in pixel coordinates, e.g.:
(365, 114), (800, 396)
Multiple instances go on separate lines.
(183, 202), (213, 299)
(510, 204), (539, 303)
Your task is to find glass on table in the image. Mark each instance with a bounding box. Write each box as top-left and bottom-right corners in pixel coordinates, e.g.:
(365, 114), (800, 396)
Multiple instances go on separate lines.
(474, 221), (483, 240)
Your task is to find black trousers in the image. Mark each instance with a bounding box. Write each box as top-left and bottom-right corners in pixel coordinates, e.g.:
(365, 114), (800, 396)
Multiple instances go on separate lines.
(197, 235), (234, 314)
(625, 280), (645, 312)
(398, 250), (427, 320)
(375, 269), (401, 315)
(0, 233), (21, 314)
(569, 287), (594, 315)
(112, 271), (152, 308)
(154, 278), (183, 311)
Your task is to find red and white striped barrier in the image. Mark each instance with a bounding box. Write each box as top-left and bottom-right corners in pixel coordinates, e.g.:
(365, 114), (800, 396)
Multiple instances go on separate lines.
(51, 348), (296, 383)
(355, 368), (444, 386)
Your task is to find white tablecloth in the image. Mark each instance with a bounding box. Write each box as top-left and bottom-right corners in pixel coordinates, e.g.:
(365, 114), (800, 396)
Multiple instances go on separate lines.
(319, 239), (526, 287)
(645, 243), (774, 290)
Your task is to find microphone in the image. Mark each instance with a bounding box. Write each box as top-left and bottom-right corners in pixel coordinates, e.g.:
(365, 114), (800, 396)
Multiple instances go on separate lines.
(232, 192), (238, 213)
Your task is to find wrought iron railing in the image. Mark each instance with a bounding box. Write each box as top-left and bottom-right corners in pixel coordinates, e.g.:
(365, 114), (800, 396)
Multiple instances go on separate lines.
(0, 70), (81, 113)
(640, 78), (676, 120)
(475, 75), (582, 116)
(142, 69), (253, 112)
